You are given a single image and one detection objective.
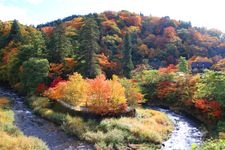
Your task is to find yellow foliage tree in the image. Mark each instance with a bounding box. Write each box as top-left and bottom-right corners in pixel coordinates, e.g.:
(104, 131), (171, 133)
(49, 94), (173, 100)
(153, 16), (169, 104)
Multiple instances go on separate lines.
(108, 75), (127, 112)
(63, 73), (88, 107)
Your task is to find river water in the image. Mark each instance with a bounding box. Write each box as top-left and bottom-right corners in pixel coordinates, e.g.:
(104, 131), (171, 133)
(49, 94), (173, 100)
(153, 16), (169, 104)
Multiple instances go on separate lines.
(0, 87), (204, 150)
(151, 107), (204, 150)
(0, 87), (93, 150)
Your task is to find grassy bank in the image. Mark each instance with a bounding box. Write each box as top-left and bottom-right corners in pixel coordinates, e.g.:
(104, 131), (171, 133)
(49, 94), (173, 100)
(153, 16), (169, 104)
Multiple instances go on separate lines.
(0, 97), (49, 150)
(29, 96), (173, 149)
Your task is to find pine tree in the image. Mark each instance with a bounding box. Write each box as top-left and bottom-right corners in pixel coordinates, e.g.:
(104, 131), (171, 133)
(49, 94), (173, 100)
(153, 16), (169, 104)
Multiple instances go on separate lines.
(7, 20), (23, 44)
(178, 56), (189, 73)
(18, 30), (46, 62)
(122, 33), (134, 78)
(78, 17), (101, 78)
(47, 23), (73, 63)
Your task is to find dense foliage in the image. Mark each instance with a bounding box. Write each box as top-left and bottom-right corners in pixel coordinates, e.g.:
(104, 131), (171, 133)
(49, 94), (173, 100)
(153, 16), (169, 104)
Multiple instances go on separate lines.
(1, 11), (225, 93)
(44, 73), (143, 114)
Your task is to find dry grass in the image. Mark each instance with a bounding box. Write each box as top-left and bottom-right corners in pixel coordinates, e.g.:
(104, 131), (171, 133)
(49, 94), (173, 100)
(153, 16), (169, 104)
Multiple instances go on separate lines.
(0, 97), (49, 150)
(84, 108), (173, 149)
(0, 131), (48, 150)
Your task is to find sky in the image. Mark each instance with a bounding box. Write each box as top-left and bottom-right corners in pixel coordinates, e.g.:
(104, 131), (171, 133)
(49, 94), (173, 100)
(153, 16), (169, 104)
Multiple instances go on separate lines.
(0, 0), (225, 32)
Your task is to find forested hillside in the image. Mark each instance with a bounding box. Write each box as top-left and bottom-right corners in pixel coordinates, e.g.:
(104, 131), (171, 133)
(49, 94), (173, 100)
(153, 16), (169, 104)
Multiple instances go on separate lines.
(1, 10), (225, 149)
(1, 10), (225, 92)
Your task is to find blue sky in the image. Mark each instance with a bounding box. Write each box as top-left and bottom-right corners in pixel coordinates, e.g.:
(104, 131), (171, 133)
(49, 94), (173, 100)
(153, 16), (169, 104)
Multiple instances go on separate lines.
(0, 0), (225, 32)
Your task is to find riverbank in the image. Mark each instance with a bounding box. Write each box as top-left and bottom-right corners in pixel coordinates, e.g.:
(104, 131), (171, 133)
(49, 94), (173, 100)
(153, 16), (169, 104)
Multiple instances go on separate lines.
(0, 96), (48, 150)
(3, 86), (223, 149)
(146, 100), (224, 135)
(28, 96), (174, 149)
(0, 87), (93, 150)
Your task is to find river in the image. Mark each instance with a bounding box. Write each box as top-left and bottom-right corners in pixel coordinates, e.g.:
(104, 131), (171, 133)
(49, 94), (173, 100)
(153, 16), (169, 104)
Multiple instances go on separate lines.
(151, 107), (204, 150)
(0, 87), (93, 150)
(0, 87), (204, 150)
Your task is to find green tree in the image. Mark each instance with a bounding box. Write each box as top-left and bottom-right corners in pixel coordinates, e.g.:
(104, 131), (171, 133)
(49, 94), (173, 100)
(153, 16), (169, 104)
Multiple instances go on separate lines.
(7, 29), (47, 86)
(18, 30), (46, 62)
(48, 23), (73, 63)
(178, 56), (189, 73)
(21, 58), (49, 94)
(7, 20), (23, 44)
(122, 33), (134, 78)
(195, 70), (225, 106)
(78, 17), (101, 78)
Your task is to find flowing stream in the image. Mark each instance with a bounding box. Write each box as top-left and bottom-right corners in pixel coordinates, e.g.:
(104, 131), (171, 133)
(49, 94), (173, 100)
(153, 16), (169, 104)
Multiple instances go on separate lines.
(0, 87), (204, 150)
(151, 107), (204, 150)
(0, 87), (93, 150)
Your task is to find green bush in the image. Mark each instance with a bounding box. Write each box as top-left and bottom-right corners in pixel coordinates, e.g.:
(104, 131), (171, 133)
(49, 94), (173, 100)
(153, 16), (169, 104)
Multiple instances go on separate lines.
(218, 121), (225, 132)
(29, 96), (51, 109)
(198, 139), (225, 150)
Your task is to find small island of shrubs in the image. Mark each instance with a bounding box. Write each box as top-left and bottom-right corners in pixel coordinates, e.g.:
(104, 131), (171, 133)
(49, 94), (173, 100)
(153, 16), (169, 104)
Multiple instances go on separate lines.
(29, 72), (174, 149)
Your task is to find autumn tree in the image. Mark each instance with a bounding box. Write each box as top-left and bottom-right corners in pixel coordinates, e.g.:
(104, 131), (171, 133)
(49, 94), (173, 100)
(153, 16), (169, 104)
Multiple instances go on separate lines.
(44, 81), (67, 100)
(78, 17), (101, 78)
(63, 73), (88, 106)
(87, 75), (127, 114)
(195, 70), (225, 106)
(119, 77), (144, 107)
(122, 33), (134, 78)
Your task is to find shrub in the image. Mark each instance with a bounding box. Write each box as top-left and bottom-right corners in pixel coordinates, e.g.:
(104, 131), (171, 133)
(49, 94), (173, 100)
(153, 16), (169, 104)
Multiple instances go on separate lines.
(119, 77), (144, 107)
(29, 96), (51, 109)
(195, 70), (225, 107)
(198, 139), (225, 150)
(194, 99), (222, 119)
(156, 81), (177, 102)
(87, 75), (127, 114)
(44, 81), (67, 100)
(218, 121), (225, 132)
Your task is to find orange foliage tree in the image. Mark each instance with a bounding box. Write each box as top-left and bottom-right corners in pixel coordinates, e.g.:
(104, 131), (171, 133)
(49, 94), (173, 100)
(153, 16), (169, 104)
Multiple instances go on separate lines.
(156, 81), (177, 100)
(87, 75), (127, 114)
(194, 99), (222, 119)
(98, 53), (117, 70)
(158, 64), (178, 75)
(44, 81), (67, 100)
